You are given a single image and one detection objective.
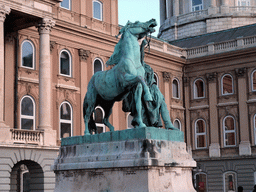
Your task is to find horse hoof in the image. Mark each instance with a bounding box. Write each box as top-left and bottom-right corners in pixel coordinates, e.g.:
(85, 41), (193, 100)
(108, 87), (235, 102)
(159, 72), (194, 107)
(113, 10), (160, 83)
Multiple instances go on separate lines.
(144, 93), (153, 101)
(167, 127), (179, 131)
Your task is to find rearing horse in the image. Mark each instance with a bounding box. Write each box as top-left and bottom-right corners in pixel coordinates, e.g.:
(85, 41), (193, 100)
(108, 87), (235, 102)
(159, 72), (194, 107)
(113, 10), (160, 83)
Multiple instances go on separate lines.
(83, 19), (157, 135)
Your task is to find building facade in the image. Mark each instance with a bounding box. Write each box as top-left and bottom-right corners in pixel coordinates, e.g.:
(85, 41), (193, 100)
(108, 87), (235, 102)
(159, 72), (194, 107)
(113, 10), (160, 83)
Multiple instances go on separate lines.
(158, 0), (256, 40)
(0, 0), (186, 191)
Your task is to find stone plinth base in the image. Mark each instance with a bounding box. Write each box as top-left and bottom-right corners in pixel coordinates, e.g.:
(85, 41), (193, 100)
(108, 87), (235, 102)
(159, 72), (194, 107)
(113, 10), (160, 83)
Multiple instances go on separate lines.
(52, 128), (196, 192)
(54, 166), (195, 192)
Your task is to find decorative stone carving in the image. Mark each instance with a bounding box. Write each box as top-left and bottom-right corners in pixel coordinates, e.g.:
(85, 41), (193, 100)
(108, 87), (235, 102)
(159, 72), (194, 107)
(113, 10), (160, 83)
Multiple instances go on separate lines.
(206, 72), (217, 82)
(50, 41), (56, 52)
(79, 49), (90, 61)
(0, 5), (11, 22)
(162, 72), (171, 82)
(235, 67), (246, 77)
(37, 18), (55, 34)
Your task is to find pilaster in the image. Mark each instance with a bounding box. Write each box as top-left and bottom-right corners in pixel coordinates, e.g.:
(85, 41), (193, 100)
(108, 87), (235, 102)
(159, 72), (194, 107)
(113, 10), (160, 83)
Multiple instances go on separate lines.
(0, 5), (10, 128)
(206, 72), (220, 157)
(235, 68), (251, 156)
(162, 72), (171, 112)
(79, 49), (90, 134)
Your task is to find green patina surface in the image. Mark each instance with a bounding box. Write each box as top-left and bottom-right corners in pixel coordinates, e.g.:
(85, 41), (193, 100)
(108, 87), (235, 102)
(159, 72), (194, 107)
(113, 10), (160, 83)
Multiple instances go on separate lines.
(61, 127), (184, 146)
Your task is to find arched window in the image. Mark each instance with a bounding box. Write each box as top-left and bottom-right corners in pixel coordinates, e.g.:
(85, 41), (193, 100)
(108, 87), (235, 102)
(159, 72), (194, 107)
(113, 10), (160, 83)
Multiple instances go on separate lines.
(93, 0), (103, 21)
(94, 107), (105, 133)
(20, 95), (35, 130)
(60, 0), (71, 10)
(192, 0), (203, 12)
(93, 58), (103, 74)
(195, 119), (207, 149)
(172, 78), (180, 98)
(251, 70), (256, 91)
(222, 74), (233, 95)
(194, 173), (207, 192)
(223, 172), (237, 192)
(173, 119), (181, 130)
(194, 78), (205, 99)
(223, 116), (236, 147)
(127, 113), (133, 129)
(154, 73), (159, 87)
(60, 102), (72, 138)
(60, 50), (72, 77)
(21, 40), (35, 69)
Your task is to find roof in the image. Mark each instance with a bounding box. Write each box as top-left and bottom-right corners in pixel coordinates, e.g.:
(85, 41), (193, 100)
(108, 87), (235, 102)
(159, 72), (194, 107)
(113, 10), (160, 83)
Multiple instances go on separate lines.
(169, 23), (256, 48)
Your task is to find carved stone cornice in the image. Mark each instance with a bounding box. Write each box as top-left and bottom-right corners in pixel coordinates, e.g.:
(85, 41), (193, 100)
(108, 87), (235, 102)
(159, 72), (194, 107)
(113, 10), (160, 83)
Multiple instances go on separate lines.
(206, 72), (217, 83)
(0, 5), (11, 22)
(50, 41), (56, 52)
(37, 18), (55, 34)
(235, 67), (246, 78)
(79, 49), (90, 61)
(162, 72), (171, 82)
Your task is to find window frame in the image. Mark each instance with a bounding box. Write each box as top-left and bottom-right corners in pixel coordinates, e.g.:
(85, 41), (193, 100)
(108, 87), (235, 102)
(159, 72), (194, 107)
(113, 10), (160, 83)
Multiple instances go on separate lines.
(173, 119), (181, 130)
(172, 78), (180, 99)
(194, 78), (205, 99)
(221, 74), (234, 96)
(191, 0), (203, 12)
(251, 69), (256, 92)
(194, 172), (208, 192)
(93, 58), (104, 74)
(238, 0), (250, 6)
(93, 106), (106, 133)
(21, 40), (35, 69)
(59, 101), (73, 139)
(59, 49), (72, 77)
(127, 113), (133, 129)
(20, 95), (36, 130)
(223, 116), (236, 147)
(195, 119), (207, 149)
(154, 72), (159, 87)
(254, 114), (256, 145)
(223, 171), (237, 192)
(93, 0), (103, 21)
(60, 0), (71, 10)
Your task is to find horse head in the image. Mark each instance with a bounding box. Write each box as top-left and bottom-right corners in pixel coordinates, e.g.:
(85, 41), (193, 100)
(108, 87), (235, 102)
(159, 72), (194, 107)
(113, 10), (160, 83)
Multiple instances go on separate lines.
(117, 19), (157, 39)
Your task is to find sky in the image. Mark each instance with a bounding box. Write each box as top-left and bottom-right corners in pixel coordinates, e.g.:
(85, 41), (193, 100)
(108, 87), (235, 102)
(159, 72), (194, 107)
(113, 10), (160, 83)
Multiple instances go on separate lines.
(118, 0), (160, 37)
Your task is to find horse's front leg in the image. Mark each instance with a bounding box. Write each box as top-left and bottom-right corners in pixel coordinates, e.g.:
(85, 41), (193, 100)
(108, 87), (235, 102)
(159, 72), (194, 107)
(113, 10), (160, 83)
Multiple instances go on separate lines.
(102, 102), (115, 132)
(133, 83), (146, 128)
(122, 73), (153, 101)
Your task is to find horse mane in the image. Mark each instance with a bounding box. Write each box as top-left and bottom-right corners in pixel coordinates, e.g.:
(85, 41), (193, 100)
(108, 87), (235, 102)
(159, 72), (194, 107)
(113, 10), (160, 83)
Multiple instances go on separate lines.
(106, 21), (132, 66)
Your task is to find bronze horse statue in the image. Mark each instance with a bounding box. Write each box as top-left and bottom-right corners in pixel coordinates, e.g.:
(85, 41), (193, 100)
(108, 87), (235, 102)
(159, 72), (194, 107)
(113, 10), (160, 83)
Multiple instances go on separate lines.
(83, 19), (157, 135)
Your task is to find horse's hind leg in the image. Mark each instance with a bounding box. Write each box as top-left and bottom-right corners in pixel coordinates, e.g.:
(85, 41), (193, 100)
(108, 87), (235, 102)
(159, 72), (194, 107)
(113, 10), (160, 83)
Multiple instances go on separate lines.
(102, 102), (115, 132)
(83, 82), (97, 135)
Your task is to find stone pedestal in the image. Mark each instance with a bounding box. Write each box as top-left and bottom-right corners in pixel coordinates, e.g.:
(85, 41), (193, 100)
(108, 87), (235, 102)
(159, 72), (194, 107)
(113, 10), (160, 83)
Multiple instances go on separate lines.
(52, 127), (196, 192)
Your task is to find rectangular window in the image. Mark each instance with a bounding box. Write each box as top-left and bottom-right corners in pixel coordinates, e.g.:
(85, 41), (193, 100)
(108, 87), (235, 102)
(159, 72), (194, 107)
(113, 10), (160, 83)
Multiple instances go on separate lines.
(192, 0), (203, 12)
(60, 0), (71, 10)
(238, 0), (250, 6)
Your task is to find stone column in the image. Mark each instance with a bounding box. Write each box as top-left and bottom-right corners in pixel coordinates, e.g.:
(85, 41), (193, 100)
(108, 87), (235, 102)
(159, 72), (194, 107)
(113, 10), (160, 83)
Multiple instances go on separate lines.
(208, 0), (218, 15)
(160, 0), (167, 25)
(236, 68), (251, 156)
(37, 18), (56, 146)
(221, 0), (229, 13)
(173, 0), (180, 16)
(0, 5), (10, 128)
(206, 73), (220, 157)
